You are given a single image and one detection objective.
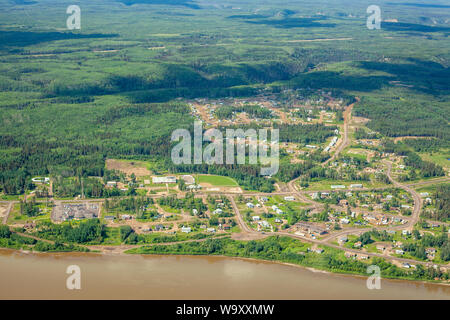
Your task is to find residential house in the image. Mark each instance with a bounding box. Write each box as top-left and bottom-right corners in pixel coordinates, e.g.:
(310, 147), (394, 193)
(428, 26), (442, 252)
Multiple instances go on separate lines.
(181, 227), (192, 233)
(152, 176), (177, 184)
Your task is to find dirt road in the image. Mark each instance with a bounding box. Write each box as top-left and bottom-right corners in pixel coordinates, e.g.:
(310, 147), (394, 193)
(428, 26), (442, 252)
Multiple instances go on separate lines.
(323, 97), (358, 166)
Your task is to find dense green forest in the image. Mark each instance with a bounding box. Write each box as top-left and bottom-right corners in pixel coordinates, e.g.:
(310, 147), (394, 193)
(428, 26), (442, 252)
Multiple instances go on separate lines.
(215, 104), (275, 119)
(421, 184), (450, 222)
(0, 0), (448, 194)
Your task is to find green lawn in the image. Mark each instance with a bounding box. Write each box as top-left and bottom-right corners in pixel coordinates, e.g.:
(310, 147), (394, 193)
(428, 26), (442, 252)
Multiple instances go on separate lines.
(419, 151), (450, 169)
(196, 175), (239, 187)
(7, 204), (51, 224)
(415, 182), (450, 194)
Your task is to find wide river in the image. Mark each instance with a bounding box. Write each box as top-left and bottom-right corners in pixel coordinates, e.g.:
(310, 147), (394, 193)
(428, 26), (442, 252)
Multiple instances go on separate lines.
(0, 249), (449, 299)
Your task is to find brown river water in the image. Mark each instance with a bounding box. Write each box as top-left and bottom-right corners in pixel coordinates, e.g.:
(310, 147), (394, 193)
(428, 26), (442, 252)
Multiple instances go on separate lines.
(0, 249), (449, 300)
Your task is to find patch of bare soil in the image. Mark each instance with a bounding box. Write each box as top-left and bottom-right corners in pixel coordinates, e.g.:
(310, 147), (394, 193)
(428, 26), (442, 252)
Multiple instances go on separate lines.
(0, 205), (7, 220)
(106, 159), (151, 177)
(393, 136), (432, 143)
(231, 233), (268, 241)
(199, 183), (243, 193)
(352, 116), (370, 124)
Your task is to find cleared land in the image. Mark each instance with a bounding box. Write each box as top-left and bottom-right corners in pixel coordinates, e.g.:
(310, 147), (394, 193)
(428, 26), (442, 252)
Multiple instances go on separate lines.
(196, 175), (239, 187)
(106, 159), (152, 177)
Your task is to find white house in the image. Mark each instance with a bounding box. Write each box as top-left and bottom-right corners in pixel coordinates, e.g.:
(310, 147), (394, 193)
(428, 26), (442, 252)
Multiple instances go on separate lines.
(152, 176), (177, 184)
(181, 227), (192, 233)
(260, 221), (270, 228)
(106, 181), (117, 188)
(32, 177), (50, 183)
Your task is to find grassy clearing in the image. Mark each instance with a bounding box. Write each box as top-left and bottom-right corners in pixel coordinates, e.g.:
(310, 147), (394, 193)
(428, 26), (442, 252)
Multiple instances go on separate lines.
(415, 182), (450, 194)
(196, 175), (239, 187)
(419, 151), (450, 169)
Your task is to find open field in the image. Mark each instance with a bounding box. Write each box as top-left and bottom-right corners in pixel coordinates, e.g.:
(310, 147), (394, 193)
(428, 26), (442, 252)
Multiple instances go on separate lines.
(419, 152), (450, 170)
(196, 175), (239, 187)
(106, 159), (152, 177)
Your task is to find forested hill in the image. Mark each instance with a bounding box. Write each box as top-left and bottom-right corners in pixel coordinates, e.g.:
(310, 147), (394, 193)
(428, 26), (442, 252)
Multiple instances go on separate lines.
(0, 0), (449, 194)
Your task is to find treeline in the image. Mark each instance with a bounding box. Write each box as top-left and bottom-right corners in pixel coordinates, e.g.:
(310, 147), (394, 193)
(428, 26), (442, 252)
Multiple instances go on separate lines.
(403, 138), (449, 153)
(403, 230), (449, 261)
(0, 225), (88, 252)
(275, 162), (316, 183)
(275, 123), (337, 144)
(0, 136), (106, 195)
(121, 228), (211, 245)
(20, 198), (39, 217)
(357, 229), (394, 245)
(105, 197), (154, 215)
(422, 185), (450, 222)
(215, 104), (274, 119)
(168, 163), (276, 192)
(303, 166), (371, 182)
(404, 152), (445, 178)
(97, 102), (190, 124)
(290, 48), (377, 73)
(434, 185), (450, 221)
(34, 219), (105, 244)
(0, 225), (37, 250)
(0, 101), (189, 195)
(43, 62), (280, 100)
(355, 96), (450, 139)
